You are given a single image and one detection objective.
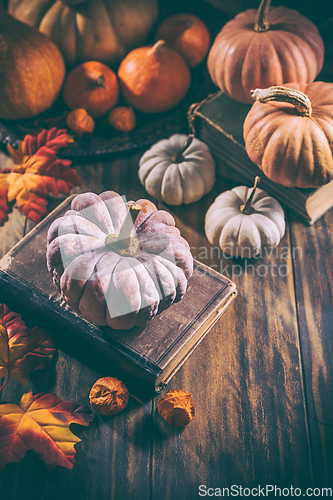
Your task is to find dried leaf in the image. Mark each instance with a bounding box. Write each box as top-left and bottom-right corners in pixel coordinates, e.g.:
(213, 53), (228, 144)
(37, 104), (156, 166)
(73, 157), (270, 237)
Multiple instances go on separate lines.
(0, 391), (94, 469)
(4, 128), (81, 223)
(0, 303), (56, 389)
(20, 128), (69, 157)
(0, 188), (8, 223)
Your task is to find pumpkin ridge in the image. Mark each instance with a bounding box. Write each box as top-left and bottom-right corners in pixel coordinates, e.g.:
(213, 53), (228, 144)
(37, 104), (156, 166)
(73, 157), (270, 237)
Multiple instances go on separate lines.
(60, 249), (108, 311)
(218, 30), (256, 98)
(287, 118), (305, 186)
(183, 157), (213, 192)
(299, 125), (314, 187)
(238, 214), (262, 255)
(261, 33), (284, 85)
(308, 122), (333, 185)
(281, 32), (316, 81)
(307, 85), (330, 108)
(260, 116), (290, 182)
(240, 32), (266, 101)
(269, 32), (303, 83)
(249, 110), (283, 162)
(248, 213), (281, 248)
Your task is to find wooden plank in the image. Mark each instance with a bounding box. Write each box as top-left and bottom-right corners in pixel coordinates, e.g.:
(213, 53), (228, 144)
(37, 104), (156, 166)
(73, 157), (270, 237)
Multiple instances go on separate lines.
(0, 153), (153, 499)
(0, 341), (152, 500)
(290, 210), (333, 487)
(152, 194), (313, 498)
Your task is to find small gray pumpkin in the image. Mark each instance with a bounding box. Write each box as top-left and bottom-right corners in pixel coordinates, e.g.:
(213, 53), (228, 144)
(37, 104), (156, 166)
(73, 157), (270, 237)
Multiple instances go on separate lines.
(205, 177), (285, 258)
(138, 134), (215, 205)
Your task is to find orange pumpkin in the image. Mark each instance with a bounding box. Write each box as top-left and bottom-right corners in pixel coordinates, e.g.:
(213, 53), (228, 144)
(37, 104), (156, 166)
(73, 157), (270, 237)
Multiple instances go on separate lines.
(154, 13), (210, 68)
(118, 40), (191, 113)
(243, 83), (333, 188)
(207, 0), (324, 104)
(0, 5), (66, 120)
(63, 61), (119, 118)
(8, 0), (158, 67)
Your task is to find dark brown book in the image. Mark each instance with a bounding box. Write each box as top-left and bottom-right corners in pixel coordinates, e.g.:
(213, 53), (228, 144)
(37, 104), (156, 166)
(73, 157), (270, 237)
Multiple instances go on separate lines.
(0, 196), (237, 395)
(190, 91), (333, 224)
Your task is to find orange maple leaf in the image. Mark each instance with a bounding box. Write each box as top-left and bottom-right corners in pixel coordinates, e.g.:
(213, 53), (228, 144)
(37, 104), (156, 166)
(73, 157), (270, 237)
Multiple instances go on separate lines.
(2, 127), (81, 223)
(0, 303), (56, 391)
(0, 391), (94, 469)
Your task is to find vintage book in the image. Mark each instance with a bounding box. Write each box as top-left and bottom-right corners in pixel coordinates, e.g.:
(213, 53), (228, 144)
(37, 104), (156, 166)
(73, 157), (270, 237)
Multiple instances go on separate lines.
(0, 196), (237, 396)
(190, 91), (333, 224)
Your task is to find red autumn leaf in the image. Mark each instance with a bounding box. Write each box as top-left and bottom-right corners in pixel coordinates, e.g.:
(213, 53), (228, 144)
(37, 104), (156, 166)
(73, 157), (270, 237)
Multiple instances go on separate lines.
(20, 127), (69, 156)
(0, 187), (8, 224)
(4, 127), (81, 223)
(0, 391), (94, 469)
(0, 168), (11, 224)
(0, 303), (56, 391)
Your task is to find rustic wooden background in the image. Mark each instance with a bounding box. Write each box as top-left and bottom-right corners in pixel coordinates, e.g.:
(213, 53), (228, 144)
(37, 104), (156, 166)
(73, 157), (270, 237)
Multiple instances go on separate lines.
(1, 0), (333, 497)
(0, 145), (333, 498)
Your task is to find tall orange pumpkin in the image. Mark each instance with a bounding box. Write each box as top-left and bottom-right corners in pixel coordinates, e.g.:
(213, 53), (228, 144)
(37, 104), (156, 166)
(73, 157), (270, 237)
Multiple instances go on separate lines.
(207, 0), (324, 104)
(243, 83), (333, 188)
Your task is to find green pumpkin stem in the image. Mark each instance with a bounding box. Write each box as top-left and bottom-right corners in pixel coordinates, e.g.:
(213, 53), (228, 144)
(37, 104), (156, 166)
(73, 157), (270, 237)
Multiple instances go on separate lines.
(240, 176), (261, 215)
(171, 134), (194, 163)
(254, 0), (271, 32)
(105, 204), (141, 256)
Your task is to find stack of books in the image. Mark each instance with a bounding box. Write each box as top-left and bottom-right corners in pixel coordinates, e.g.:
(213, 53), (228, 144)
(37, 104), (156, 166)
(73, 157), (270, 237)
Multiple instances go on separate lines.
(190, 91), (333, 224)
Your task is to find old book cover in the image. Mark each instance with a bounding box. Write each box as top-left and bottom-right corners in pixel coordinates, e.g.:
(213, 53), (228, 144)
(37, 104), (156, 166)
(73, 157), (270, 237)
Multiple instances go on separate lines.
(190, 91), (333, 224)
(0, 196), (237, 396)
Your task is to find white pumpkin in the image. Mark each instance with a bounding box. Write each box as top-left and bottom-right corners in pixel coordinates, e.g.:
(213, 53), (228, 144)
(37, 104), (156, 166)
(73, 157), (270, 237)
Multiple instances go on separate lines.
(205, 177), (285, 258)
(138, 134), (216, 205)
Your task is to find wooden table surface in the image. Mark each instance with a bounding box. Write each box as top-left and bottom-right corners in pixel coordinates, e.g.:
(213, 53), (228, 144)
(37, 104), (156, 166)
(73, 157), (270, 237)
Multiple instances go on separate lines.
(0, 147), (333, 499)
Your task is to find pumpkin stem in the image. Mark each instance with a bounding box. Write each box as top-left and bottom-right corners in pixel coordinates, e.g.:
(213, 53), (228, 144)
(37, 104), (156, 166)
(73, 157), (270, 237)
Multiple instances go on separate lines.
(254, 0), (271, 32)
(171, 134), (194, 163)
(95, 75), (107, 89)
(153, 40), (168, 53)
(105, 204), (141, 257)
(184, 18), (194, 30)
(250, 86), (312, 116)
(240, 176), (261, 215)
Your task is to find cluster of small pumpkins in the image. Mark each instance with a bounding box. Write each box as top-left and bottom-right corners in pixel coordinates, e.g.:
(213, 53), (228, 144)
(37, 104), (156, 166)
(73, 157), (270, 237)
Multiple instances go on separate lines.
(0, 0), (211, 137)
(139, 0), (333, 259)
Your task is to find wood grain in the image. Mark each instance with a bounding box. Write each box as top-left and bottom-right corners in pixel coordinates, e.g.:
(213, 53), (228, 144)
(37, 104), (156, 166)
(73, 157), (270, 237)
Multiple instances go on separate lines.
(152, 200), (313, 497)
(290, 211), (333, 487)
(0, 146), (330, 499)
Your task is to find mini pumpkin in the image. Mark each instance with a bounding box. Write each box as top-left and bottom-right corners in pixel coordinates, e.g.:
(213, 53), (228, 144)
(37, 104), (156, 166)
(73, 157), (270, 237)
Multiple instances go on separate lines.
(63, 61), (119, 118)
(8, 0), (158, 67)
(244, 83), (333, 188)
(46, 191), (193, 330)
(118, 40), (191, 114)
(154, 13), (210, 68)
(207, 0), (324, 103)
(205, 177), (285, 258)
(139, 134), (215, 205)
